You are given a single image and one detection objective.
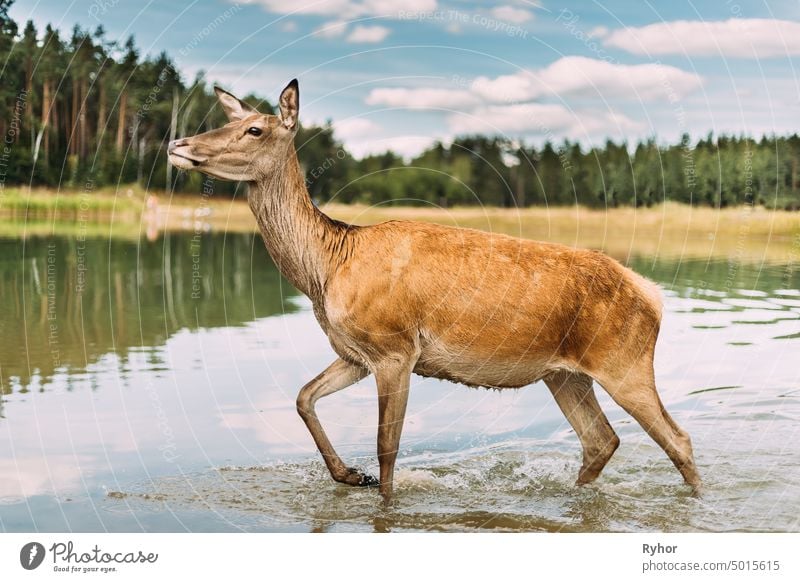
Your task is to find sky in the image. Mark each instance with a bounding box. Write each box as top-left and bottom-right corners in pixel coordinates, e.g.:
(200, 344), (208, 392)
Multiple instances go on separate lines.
(11, 0), (800, 159)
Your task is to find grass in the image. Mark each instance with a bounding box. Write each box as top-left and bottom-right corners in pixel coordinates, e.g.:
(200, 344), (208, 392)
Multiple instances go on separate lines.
(0, 186), (141, 211)
(2, 187), (799, 262)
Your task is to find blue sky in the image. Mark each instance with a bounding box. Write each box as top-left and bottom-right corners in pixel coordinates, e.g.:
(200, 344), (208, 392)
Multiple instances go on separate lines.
(13, 0), (800, 158)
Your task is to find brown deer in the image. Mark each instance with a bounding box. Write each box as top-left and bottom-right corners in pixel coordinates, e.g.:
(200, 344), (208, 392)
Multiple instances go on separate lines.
(168, 79), (701, 501)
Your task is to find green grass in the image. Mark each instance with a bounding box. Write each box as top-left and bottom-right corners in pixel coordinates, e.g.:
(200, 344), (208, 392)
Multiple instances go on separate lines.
(0, 187), (141, 214)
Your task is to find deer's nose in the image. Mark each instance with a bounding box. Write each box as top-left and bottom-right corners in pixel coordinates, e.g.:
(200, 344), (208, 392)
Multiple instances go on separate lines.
(168, 138), (188, 153)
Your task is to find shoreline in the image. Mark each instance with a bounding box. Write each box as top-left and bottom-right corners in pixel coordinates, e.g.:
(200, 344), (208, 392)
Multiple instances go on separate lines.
(1, 187), (799, 262)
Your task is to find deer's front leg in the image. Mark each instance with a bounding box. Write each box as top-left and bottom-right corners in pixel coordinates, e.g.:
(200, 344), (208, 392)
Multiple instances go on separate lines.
(296, 358), (378, 487)
(375, 359), (413, 501)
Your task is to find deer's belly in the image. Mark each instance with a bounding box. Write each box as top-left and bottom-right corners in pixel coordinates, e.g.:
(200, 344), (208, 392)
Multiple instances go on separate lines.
(322, 312), (571, 388)
(413, 342), (560, 389)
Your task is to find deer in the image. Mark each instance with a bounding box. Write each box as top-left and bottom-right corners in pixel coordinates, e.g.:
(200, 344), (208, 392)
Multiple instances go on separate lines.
(167, 79), (701, 502)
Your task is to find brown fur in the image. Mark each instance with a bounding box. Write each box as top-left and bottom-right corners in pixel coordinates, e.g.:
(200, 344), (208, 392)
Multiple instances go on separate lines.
(168, 80), (701, 500)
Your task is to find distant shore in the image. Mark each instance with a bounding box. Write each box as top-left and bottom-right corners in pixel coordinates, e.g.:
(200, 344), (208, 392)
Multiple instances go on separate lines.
(1, 187), (798, 262)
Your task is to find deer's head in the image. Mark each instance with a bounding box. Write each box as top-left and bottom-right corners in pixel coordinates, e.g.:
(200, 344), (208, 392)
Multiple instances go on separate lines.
(168, 79), (299, 182)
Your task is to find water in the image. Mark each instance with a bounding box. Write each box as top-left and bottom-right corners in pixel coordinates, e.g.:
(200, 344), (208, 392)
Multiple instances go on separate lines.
(0, 232), (798, 532)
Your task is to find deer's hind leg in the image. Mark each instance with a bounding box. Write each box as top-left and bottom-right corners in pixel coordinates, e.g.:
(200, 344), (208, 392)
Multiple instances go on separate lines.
(594, 362), (701, 493)
(544, 370), (620, 485)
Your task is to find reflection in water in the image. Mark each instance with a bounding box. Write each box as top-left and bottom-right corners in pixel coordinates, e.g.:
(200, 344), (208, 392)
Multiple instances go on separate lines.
(0, 234), (298, 392)
(0, 232), (798, 532)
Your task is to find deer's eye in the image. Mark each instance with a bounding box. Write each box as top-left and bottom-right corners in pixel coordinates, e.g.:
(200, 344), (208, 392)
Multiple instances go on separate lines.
(247, 127), (262, 137)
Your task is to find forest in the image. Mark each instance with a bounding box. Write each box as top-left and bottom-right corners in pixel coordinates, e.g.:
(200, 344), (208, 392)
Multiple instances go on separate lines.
(2, 0), (800, 209)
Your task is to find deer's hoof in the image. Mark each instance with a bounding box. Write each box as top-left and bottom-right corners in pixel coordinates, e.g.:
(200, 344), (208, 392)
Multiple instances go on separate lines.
(359, 474), (380, 488)
(346, 467), (379, 487)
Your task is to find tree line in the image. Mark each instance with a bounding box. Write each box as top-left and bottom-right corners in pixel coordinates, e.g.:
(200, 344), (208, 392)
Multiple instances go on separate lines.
(1, 0), (799, 209)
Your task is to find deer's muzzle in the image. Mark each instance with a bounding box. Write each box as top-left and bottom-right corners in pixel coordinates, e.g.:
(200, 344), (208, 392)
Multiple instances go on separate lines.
(168, 139), (207, 167)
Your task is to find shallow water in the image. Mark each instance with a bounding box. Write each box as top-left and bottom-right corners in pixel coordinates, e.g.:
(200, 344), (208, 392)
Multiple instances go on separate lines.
(0, 232), (798, 532)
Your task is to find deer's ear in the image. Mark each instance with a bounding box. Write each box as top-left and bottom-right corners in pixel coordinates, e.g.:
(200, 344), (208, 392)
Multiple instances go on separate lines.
(214, 86), (257, 122)
(279, 79), (299, 131)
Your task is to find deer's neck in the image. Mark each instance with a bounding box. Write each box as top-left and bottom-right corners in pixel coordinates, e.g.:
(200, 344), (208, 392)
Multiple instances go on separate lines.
(248, 147), (349, 301)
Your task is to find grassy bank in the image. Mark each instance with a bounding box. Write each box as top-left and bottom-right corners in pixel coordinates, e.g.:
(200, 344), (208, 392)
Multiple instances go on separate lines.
(2, 187), (799, 262)
(0, 187), (139, 214)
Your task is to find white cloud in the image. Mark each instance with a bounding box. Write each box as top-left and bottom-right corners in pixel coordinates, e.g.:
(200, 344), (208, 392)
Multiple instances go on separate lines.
(447, 103), (644, 137)
(346, 24), (391, 43)
(366, 87), (481, 110)
(471, 56), (702, 102)
(319, 117), (436, 161)
(448, 103), (568, 134)
(332, 117), (381, 140)
(280, 20), (298, 32)
(604, 18), (800, 58)
(365, 58), (702, 113)
(313, 19), (348, 38)
(490, 5), (533, 23)
(588, 25), (608, 38)
(241, 0), (437, 19)
(343, 134), (436, 160)
(361, 56), (698, 144)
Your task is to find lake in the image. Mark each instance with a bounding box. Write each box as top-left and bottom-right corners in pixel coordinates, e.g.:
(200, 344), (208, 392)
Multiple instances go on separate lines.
(0, 230), (798, 532)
